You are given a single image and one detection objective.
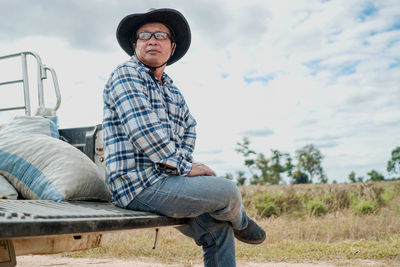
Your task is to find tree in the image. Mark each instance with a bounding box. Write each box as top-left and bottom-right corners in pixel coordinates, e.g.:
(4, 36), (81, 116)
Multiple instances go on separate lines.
(223, 171), (248, 186)
(235, 137), (257, 177)
(268, 149), (291, 184)
(387, 146), (400, 178)
(348, 171), (364, 183)
(223, 173), (234, 180)
(235, 137), (292, 185)
(348, 171), (356, 183)
(254, 153), (270, 183)
(285, 156), (294, 178)
(291, 170), (309, 184)
(295, 144), (326, 183)
(235, 137), (256, 159)
(367, 169), (385, 182)
(236, 171), (247, 186)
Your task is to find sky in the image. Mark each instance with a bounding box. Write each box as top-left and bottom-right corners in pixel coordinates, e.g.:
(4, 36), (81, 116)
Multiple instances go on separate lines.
(0, 0), (399, 183)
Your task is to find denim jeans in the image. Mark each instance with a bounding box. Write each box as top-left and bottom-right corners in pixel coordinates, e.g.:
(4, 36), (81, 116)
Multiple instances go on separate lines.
(126, 175), (249, 267)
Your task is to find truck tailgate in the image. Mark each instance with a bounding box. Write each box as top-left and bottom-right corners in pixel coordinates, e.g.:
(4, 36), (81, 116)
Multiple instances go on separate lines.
(0, 200), (187, 239)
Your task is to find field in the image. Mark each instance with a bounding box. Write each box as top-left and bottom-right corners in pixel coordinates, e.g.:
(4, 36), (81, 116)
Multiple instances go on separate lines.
(64, 181), (400, 266)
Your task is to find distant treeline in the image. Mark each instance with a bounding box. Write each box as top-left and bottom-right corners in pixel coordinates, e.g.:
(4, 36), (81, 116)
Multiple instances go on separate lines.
(224, 137), (400, 185)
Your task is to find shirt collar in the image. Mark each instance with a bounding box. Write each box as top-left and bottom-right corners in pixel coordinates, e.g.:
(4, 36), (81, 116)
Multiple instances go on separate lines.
(129, 56), (173, 85)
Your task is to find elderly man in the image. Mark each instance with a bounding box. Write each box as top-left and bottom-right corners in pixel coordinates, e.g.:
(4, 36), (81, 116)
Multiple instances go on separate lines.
(102, 8), (265, 267)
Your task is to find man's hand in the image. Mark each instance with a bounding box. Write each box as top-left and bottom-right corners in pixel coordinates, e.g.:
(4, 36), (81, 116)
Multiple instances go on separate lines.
(188, 162), (214, 177)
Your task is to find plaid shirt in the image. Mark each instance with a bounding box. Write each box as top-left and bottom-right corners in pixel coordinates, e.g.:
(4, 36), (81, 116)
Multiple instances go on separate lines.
(103, 56), (196, 207)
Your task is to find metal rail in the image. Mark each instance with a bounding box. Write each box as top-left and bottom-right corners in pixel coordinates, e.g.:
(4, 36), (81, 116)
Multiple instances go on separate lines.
(0, 51), (61, 115)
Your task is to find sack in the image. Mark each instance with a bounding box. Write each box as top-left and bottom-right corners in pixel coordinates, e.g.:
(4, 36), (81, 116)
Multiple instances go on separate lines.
(0, 116), (59, 138)
(0, 174), (18, 199)
(0, 134), (110, 201)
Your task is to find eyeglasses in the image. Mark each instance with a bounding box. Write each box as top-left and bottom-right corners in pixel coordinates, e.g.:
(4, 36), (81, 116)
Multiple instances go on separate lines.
(136, 31), (171, 41)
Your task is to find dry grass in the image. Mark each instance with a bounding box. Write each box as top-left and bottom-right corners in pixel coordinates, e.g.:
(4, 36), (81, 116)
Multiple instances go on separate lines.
(65, 181), (400, 265)
(263, 209), (400, 243)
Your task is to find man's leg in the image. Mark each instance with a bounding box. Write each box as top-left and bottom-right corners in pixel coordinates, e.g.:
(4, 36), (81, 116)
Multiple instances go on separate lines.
(127, 175), (248, 230)
(176, 214), (236, 267)
(127, 176), (246, 266)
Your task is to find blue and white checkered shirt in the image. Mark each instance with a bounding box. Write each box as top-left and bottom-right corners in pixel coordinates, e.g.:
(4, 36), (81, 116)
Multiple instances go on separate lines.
(103, 56), (196, 207)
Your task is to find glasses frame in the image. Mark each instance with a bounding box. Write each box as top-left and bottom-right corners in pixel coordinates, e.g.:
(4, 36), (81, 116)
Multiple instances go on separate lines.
(136, 31), (171, 41)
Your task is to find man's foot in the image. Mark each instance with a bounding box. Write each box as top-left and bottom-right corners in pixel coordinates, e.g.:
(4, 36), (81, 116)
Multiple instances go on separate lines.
(234, 218), (266, 244)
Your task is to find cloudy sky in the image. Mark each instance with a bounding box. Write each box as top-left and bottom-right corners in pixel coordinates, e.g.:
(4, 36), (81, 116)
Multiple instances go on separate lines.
(0, 0), (399, 183)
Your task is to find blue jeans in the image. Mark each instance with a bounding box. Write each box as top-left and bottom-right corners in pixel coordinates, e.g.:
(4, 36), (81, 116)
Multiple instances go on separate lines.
(127, 175), (249, 267)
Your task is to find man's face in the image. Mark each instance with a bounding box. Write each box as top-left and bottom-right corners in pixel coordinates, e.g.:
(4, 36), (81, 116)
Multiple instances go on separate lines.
(134, 22), (175, 68)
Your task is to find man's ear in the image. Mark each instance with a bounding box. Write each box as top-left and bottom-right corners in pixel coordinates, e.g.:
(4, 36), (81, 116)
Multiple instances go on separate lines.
(171, 42), (176, 55)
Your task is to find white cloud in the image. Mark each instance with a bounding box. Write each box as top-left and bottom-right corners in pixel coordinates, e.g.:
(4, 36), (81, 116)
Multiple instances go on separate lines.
(0, 0), (399, 182)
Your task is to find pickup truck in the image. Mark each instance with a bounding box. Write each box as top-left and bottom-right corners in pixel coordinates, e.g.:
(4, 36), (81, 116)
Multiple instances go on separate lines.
(0, 52), (187, 267)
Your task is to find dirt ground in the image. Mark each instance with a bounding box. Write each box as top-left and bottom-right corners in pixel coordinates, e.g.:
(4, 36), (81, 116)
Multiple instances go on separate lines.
(15, 255), (395, 267)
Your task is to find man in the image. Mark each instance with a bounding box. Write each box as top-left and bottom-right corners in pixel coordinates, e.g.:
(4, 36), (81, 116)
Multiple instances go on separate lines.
(103, 8), (265, 267)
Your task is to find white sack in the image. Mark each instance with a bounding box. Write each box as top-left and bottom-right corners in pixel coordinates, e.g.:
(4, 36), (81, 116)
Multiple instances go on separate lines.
(0, 116), (59, 138)
(0, 134), (110, 201)
(0, 173), (18, 199)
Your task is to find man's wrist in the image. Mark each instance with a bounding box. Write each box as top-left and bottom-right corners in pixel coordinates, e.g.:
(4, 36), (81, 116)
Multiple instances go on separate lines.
(159, 163), (177, 170)
(158, 154), (192, 176)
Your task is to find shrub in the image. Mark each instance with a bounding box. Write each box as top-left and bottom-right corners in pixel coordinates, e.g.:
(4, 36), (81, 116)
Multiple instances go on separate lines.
(380, 188), (394, 205)
(239, 181), (400, 218)
(256, 200), (278, 217)
(306, 200), (328, 216)
(353, 200), (378, 215)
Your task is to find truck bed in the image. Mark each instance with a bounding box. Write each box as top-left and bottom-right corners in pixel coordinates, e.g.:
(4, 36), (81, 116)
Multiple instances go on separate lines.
(0, 200), (187, 239)
(0, 200), (187, 266)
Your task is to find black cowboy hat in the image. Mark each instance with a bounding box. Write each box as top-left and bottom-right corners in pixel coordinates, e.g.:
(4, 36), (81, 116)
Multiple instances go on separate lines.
(116, 8), (191, 65)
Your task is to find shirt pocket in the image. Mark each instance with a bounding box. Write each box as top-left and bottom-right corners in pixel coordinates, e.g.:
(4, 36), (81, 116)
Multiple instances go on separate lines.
(148, 86), (169, 122)
(165, 94), (185, 139)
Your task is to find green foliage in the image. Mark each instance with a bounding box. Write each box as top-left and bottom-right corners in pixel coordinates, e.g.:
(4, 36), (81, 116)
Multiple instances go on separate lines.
(367, 169), (385, 182)
(269, 149), (291, 184)
(224, 171), (248, 186)
(295, 144), (327, 183)
(235, 139), (399, 186)
(236, 171), (247, 186)
(236, 138), (328, 185)
(255, 199), (278, 217)
(348, 171), (364, 183)
(380, 188), (394, 204)
(223, 173), (233, 180)
(291, 170), (309, 184)
(387, 146), (400, 178)
(306, 199), (328, 216)
(353, 200), (379, 215)
(348, 171), (356, 183)
(255, 153), (271, 183)
(235, 137), (292, 185)
(241, 181), (400, 219)
(235, 137), (256, 159)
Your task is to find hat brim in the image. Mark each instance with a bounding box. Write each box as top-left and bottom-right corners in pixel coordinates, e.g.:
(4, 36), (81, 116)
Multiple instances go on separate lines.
(116, 8), (191, 65)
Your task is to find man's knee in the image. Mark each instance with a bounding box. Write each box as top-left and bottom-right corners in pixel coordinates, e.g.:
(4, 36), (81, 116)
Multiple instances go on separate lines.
(224, 178), (242, 200)
(213, 178), (242, 209)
